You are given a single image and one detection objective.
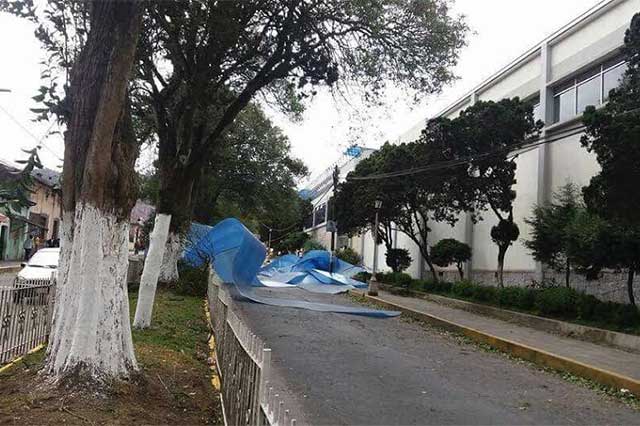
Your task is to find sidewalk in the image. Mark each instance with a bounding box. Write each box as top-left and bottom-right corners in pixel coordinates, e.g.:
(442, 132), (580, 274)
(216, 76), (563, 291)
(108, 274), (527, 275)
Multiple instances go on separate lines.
(358, 289), (640, 395)
(0, 261), (21, 273)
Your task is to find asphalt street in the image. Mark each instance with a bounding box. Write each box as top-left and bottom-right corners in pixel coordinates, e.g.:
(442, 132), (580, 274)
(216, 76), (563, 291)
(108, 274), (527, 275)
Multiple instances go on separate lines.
(233, 287), (640, 425)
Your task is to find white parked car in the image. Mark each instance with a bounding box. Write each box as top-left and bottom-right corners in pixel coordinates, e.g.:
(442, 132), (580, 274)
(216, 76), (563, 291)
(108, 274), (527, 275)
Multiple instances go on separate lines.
(17, 247), (60, 282)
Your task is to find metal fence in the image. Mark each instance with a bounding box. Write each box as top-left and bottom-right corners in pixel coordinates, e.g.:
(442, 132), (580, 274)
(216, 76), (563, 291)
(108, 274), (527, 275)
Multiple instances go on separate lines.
(0, 278), (55, 364)
(208, 271), (298, 426)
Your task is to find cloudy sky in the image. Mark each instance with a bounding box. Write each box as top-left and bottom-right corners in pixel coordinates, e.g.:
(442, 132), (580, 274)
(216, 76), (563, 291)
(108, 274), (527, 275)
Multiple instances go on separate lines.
(0, 0), (603, 180)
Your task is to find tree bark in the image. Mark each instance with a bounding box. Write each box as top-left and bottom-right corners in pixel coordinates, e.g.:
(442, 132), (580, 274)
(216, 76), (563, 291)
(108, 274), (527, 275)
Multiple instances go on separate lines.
(159, 231), (183, 283)
(457, 263), (464, 281)
(497, 245), (508, 288)
(565, 258), (571, 288)
(46, 0), (142, 383)
(627, 267), (636, 307)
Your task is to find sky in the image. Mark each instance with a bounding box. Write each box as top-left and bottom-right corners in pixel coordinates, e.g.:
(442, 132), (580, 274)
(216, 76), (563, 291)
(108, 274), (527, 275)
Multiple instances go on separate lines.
(0, 0), (604, 179)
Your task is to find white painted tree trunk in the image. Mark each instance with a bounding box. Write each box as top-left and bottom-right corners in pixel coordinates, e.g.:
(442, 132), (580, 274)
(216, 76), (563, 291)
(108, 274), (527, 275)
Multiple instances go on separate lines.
(158, 231), (182, 283)
(133, 213), (172, 329)
(46, 204), (137, 380)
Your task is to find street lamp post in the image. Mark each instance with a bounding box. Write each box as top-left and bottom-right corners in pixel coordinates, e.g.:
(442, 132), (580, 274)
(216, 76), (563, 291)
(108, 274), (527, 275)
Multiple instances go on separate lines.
(368, 198), (383, 296)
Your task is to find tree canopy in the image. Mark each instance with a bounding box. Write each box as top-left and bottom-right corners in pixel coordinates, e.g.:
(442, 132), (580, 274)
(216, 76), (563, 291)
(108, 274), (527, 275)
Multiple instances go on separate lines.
(578, 12), (640, 306)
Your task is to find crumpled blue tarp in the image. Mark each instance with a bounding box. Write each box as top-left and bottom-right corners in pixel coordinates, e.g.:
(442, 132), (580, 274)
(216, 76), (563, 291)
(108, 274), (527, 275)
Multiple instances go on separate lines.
(183, 218), (399, 317)
(258, 250), (368, 293)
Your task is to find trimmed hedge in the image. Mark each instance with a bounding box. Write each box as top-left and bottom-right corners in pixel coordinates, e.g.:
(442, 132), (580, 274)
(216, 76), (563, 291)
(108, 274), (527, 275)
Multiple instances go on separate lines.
(378, 275), (640, 333)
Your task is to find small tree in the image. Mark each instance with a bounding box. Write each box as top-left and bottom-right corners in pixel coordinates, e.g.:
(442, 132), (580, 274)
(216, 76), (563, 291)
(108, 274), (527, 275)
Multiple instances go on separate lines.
(431, 239), (471, 280)
(385, 248), (412, 273)
(566, 211), (639, 307)
(525, 183), (582, 287)
(448, 98), (542, 287)
(579, 13), (640, 307)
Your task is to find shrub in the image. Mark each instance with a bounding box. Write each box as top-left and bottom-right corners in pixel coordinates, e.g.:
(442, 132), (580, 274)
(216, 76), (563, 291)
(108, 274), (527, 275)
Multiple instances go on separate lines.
(303, 239), (325, 252)
(495, 286), (535, 310)
(353, 271), (372, 283)
(335, 247), (362, 265)
(423, 279), (452, 294)
(385, 248), (413, 273)
(175, 262), (209, 297)
(394, 273), (413, 289)
(451, 280), (474, 298)
(612, 304), (640, 329)
(575, 293), (600, 320)
(472, 285), (497, 303)
(534, 286), (578, 317)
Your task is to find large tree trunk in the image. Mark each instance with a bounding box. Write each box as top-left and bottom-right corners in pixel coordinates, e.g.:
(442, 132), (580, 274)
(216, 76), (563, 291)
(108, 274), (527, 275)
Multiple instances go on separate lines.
(627, 267), (636, 307)
(45, 0), (142, 382)
(565, 258), (571, 288)
(497, 245), (508, 288)
(133, 213), (172, 329)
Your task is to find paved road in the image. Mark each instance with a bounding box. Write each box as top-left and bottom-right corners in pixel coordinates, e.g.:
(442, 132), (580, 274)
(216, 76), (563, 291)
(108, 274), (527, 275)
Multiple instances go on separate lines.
(233, 287), (640, 425)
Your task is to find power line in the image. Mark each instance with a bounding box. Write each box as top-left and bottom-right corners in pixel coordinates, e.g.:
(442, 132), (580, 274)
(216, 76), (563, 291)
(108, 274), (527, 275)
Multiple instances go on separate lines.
(348, 127), (587, 181)
(348, 106), (640, 182)
(0, 104), (63, 162)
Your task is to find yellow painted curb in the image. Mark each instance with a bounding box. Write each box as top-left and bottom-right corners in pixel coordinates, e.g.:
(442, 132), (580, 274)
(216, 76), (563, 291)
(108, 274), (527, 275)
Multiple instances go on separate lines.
(204, 301), (221, 391)
(352, 290), (640, 397)
(0, 344), (46, 374)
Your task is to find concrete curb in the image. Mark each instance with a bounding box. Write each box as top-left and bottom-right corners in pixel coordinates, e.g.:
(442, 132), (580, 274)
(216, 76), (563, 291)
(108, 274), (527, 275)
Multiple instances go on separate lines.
(351, 290), (640, 397)
(0, 266), (21, 274)
(0, 344), (45, 374)
(381, 285), (640, 353)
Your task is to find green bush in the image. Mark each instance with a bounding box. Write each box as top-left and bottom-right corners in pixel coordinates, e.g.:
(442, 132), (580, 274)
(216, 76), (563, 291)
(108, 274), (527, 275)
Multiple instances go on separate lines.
(423, 280), (453, 294)
(353, 271), (372, 282)
(451, 280), (474, 298)
(495, 287), (535, 310)
(612, 304), (640, 329)
(335, 247), (362, 265)
(534, 286), (578, 317)
(472, 285), (497, 303)
(575, 293), (600, 320)
(175, 262), (209, 297)
(394, 273), (413, 289)
(376, 271), (413, 288)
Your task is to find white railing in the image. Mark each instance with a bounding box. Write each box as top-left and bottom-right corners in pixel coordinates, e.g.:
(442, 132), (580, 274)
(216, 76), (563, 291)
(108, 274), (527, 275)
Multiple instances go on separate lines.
(0, 277), (55, 364)
(208, 270), (299, 426)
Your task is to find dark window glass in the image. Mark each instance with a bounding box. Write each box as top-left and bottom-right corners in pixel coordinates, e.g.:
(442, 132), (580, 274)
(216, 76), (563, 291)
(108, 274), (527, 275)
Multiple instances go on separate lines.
(553, 88), (575, 123)
(576, 65), (600, 84)
(304, 213), (314, 229)
(603, 63), (626, 101)
(577, 75), (601, 113)
(314, 204), (327, 226)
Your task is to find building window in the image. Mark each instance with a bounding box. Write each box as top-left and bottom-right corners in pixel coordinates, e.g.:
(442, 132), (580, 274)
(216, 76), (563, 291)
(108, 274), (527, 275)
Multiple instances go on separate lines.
(603, 62), (626, 101)
(303, 213), (314, 230)
(552, 55), (626, 124)
(313, 203), (327, 227)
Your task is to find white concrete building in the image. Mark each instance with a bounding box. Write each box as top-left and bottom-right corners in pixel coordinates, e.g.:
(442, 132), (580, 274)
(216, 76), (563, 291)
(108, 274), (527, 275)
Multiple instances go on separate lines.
(327, 0), (639, 303)
(302, 146), (376, 249)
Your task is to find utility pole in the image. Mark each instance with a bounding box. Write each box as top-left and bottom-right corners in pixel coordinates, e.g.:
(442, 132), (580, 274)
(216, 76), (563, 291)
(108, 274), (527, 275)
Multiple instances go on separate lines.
(267, 228), (273, 254)
(329, 165), (339, 274)
(369, 198), (383, 296)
